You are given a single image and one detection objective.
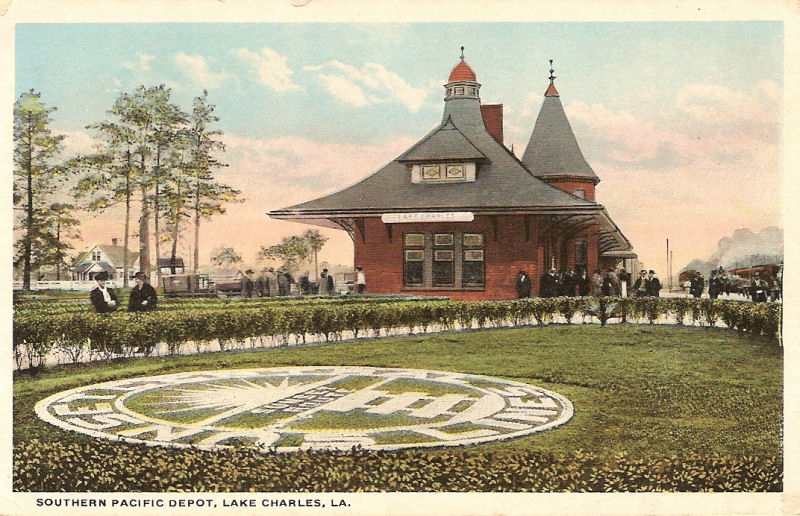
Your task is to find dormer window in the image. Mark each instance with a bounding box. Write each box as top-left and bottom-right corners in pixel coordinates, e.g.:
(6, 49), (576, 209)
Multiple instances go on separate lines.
(92, 251), (102, 261)
(412, 162), (475, 183)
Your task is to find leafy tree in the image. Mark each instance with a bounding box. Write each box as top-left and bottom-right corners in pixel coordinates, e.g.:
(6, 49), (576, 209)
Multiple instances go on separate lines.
(13, 90), (67, 290)
(44, 203), (81, 281)
(258, 235), (311, 273)
(72, 119), (137, 286)
(210, 246), (243, 268)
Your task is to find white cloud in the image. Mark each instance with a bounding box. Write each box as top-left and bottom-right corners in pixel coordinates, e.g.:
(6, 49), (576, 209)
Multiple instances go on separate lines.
(233, 47), (302, 92)
(675, 81), (780, 125)
(58, 130), (100, 156)
(122, 54), (155, 72)
(306, 60), (428, 113)
(173, 52), (228, 89)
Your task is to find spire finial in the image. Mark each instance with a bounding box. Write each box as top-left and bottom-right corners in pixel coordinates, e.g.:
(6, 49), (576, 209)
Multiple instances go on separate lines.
(460, 46), (465, 60)
(548, 59), (556, 84)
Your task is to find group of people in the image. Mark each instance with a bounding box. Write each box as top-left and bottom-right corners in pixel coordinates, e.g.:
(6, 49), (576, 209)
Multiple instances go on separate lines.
(687, 266), (780, 303)
(90, 271), (157, 313)
(240, 266), (366, 298)
(515, 267), (662, 299)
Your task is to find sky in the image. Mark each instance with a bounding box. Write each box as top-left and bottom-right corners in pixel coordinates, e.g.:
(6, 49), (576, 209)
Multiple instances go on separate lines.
(14, 21), (783, 276)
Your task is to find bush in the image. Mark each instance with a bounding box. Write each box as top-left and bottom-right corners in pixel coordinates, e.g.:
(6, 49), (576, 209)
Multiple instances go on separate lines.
(13, 439), (781, 492)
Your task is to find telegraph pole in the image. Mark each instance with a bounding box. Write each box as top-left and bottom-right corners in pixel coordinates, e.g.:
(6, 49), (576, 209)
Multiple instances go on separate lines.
(666, 238), (670, 292)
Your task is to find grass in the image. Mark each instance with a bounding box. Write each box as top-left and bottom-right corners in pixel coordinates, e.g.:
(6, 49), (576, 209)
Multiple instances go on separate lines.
(377, 378), (480, 398)
(14, 325), (781, 460)
(288, 409), (447, 431)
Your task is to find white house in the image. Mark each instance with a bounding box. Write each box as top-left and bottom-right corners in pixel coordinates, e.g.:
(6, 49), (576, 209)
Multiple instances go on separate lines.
(72, 238), (139, 283)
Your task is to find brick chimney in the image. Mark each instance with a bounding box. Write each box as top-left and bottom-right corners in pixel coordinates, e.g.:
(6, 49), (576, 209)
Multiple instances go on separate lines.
(112, 238), (118, 246)
(481, 104), (504, 144)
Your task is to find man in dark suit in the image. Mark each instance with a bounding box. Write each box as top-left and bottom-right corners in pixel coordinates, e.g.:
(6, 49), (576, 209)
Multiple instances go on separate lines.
(90, 271), (119, 313)
(646, 270), (662, 297)
(515, 270), (531, 299)
(633, 270), (648, 297)
(128, 271), (158, 312)
(576, 268), (591, 297)
(540, 268), (560, 297)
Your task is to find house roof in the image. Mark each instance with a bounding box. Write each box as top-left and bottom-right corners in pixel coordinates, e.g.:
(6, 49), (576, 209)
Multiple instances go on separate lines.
(396, 117), (486, 162)
(157, 257), (185, 268)
(449, 59), (476, 82)
(521, 82), (600, 183)
(73, 244), (138, 268)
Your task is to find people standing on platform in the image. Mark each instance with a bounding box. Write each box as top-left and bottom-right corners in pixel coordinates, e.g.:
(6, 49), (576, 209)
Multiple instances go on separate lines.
(591, 269), (603, 296)
(562, 269), (576, 297)
(540, 268), (560, 297)
(633, 270), (648, 298)
(646, 270), (662, 297)
(690, 272), (704, 298)
(241, 269), (255, 298)
(515, 270), (531, 299)
(601, 269), (615, 297)
(708, 271), (722, 300)
(128, 271), (157, 312)
(267, 267), (279, 297)
(355, 267), (366, 294)
(277, 268), (290, 296)
(90, 271), (118, 313)
(255, 269), (269, 297)
(577, 268), (591, 296)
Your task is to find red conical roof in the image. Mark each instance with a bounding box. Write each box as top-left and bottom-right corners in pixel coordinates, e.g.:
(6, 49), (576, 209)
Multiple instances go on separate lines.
(449, 60), (476, 82)
(545, 82), (559, 96)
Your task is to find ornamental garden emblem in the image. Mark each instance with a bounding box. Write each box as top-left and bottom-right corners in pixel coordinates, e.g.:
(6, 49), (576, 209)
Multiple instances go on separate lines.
(35, 366), (573, 451)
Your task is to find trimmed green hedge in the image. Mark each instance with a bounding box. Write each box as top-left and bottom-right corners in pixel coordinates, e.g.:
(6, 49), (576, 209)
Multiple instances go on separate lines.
(14, 297), (781, 370)
(13, 439), (781, 492)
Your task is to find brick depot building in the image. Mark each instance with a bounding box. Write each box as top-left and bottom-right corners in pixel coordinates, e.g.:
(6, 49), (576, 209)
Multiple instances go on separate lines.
(270, 55), (635, 300)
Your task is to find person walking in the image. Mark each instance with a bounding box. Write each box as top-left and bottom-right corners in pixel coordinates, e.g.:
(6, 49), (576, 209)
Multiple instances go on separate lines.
(128, 271), (157, 312)
(277, 269), (290, 296)
(646, 270), (662, 297)
(267, 267), (279, 297)
(751, 273), (768, 303)
(515, 270), (531, 299)
(355, 267), (366, 294)
(90, 271), (119, 313)
(562, 269), (577, 297)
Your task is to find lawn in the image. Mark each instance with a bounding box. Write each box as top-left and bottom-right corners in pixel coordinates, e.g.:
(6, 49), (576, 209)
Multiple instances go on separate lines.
(13, 324), (782, 491)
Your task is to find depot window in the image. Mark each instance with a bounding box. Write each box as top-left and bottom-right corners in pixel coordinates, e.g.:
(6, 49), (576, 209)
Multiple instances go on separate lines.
(403, 231), (484, 289)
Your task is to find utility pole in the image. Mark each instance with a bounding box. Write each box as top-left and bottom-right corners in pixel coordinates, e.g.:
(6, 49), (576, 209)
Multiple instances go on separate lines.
(666, 238), (670, 292)
(669, 250), (673, 291)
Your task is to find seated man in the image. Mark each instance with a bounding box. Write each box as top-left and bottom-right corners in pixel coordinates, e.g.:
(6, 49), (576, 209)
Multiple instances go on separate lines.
(128, 271), (158, 312)
(90, 271), (119, 313)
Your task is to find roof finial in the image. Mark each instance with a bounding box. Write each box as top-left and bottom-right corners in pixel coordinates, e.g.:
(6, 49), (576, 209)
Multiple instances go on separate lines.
(460, 46), (465, 60)
(548, 59), (556, 84)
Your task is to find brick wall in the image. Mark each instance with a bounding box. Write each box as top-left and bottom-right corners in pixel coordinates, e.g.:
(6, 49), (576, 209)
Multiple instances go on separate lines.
(352, 215), (601, 300)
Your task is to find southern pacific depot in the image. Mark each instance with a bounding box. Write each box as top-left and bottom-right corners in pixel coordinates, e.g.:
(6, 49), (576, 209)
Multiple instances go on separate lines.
(269, 54), (635, 300)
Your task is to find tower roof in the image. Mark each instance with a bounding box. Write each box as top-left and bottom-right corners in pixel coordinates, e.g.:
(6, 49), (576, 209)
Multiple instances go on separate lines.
(449, 60), (476, 82)
(448, 47), (476, 82)
(521, 63), (599, 183)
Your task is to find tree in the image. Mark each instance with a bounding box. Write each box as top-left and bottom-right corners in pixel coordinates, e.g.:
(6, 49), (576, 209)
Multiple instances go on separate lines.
(210, 246), (243, 268)
(44, 203), (81, 281)
(303, 229), (328, 279)
(13, 90), (67, 290)
(186, 91), (241, 272)
(72, 120), (137, 286)
(258, 235), (311, 273)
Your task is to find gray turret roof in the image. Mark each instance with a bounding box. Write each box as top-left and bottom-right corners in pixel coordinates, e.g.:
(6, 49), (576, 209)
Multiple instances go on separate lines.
(521, 92), (600, 183)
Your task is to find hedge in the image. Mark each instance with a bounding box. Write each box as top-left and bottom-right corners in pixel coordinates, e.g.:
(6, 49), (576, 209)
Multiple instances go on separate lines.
(13, 439), (781, 492)
(13, 298), (781, 370)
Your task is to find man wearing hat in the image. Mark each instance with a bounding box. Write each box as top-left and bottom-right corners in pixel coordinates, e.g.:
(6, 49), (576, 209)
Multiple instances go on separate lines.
(515, 270), (531, 299)
(540, 268), (560, 298)
(318, 268), (334, 296)
(633, 270), (648, 297)
(128, 271), (158, 312)
(90, 271), (119, 313)
(646, 270), (662, 297)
